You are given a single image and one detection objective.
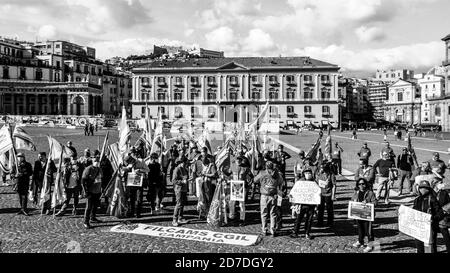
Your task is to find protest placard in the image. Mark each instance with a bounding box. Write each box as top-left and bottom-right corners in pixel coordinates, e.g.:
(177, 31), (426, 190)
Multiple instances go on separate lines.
(230, 180), (245, 202)
(289, 181), (321, 205)
(348, 201), (374, 222)
(398, 205), (431, 244)
(126, 171), (143, 187)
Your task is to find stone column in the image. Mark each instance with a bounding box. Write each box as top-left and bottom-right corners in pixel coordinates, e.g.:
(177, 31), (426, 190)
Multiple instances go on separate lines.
(184, 76), (188, 102)
(315, 74), (320, 100)
(152, 76), (157, 101)
(168, 76), (172, 102)
(201, 75), (206, 101)
(46, 94), (50, 115)
(262, 74), (266, 100)
(217, 75), (222, 101)
(84, 95), (89, 116)
(0, 93), (3, 114)
(11, 94), (16, 115)
(57, 94), (62, 115)
(280, 75), (284, 101)
(35, 94), (39, 115)
(297, 74), (302, 100)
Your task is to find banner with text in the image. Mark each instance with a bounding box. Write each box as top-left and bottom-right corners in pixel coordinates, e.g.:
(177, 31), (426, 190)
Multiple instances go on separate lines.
(288, 181), (321, 205)
(398, 205), (431, 244)
(110, 224), (259, 246)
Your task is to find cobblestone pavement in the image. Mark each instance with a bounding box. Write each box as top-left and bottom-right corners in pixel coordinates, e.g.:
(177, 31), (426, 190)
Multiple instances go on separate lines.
(0, 137), (447, 253)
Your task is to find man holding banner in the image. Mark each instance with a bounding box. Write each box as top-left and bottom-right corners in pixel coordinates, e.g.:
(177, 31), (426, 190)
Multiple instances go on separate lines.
(14, 153), (33, 216)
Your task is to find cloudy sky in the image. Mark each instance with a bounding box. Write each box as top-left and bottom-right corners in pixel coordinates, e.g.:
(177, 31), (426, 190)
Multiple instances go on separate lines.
(1, 0), (450, 76)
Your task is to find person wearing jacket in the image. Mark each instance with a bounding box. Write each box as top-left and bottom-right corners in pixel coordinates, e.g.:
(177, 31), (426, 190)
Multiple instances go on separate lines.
(147, 153), (164, 213)
(31, 152), (57, 215)
(396, 148), (415, 196)
(354, 158), (375, 190)
(413, 180), (444, 253)
(55, 156), (82, 216)
(352, 178), (377, 253)
(81, 156), (103, 229)
(229, 155), (253, 226)
(435, 181), (450, 253)
(254, 161), (284, 237)
(122, 154), (149, 218)
(373, 151), (396, 204)
(14, 153), (33, 216)
(410, 162), (432, 196)
(331, 143), (344, 175)
(172, 156), (189, 227)
(357, 143), (372, 162)
(316, 161), (336, 227)
(290, 169), (317, 240)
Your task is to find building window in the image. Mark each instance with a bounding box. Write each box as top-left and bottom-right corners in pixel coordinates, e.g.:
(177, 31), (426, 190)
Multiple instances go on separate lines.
(269, 106), (278, 118)
(174, 77), (183, 86)
(175, 107), (183, 118)
(19, 68), (26, 80)
(286, 88), (295, 99)
(76, 64), (81, 73)
(208, 106), (216, 118)
(304, 106), (312, 114)
(207, 76), (216, 86)
(304, 87), (313, 99)
(207, 89), (216, 100)
(141, 77), (150, 87)
(269, 75), (278, 85)
(286, 75), (296, 85)
(84, 66), (89, 74)
(269, 88), (278, 99)
(174, 89), (183, 101)
(35, 69), (43, 81)
(436, 107), (441, 116)
(191, 106), (200, 118)
(321, 88), (331, 99)
(304, 75), (314, 85)
(157, 90), (167, 101)
(397, 92), (403, 102)
(190, 89), (200, 100)
(2, 67), (9, 79)
(251, 89), (261, 100)
(158, 77), (166, 86)
(322, 106), (330, 114)
(190, 76), (200, 86)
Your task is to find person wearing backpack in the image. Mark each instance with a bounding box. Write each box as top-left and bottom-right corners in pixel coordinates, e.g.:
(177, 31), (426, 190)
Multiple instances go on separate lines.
(435, 181), (450, 253)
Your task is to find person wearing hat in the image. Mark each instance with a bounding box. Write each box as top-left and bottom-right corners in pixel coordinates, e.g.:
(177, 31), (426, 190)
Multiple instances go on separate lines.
(273, 144), (291, 181)
(147, 152), (163, 213)
(352, 178), (377, 253)
(354, 158), (375, 190)
(66, 141), (77, 159)
(413, 180), (444, 253)
(172, 156), (189, 227)
(13, 153), (33, 216)
(410, 162), (433, 196)
(358, 143), (371, 163)
(316, 161), (336, 227)
(31, 152), (57, 215)
(396, 147), (414, 196)
(254, 161), (284, 237)
(290, 168), (317, 240)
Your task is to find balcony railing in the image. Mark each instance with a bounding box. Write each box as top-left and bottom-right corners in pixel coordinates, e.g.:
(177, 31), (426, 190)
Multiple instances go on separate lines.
(322, 114), (333, 118)
(230, 80), (239, 87)
(269, 81), (279, 86)
(286, 80), (297, 86)
(305, 114), (315, 118)
(252, 81), (262, 86)
(321, 80), (332, 86)
(191, 81), (201, 87)
(287, 113), (298, 118)
(157, 81), (167, 87)
(208, 81), (217, 86)
(174, 81), (183, 87)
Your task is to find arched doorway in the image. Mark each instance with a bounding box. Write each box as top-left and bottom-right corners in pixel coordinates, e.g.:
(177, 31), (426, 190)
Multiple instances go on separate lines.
(72, 96), (85, 116)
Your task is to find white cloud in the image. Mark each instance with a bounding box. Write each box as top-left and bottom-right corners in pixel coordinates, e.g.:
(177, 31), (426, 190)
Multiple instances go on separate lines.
(241, 29), (278, 55)
(184, 29), (194, 37)
(37, 25), (57, 40)
(293, 41), (443, 72)
(204, 27), (239, 53)
(355, 26), (386, 43)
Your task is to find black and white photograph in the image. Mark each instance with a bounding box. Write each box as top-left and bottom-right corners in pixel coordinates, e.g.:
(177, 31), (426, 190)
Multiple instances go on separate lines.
(1, 0), (450, 267)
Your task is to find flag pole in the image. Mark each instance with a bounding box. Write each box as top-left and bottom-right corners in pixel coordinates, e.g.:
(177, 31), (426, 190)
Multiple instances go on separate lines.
(53, 148), (64, 219)
(40, 136), (53, 218)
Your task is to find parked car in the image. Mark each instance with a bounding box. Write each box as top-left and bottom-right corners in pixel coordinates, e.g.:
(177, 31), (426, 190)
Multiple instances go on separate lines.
(416, 123), (442, 132)
(283, 120), (299, 130)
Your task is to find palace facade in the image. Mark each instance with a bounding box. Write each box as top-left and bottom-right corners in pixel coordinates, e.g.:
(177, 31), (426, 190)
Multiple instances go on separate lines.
(131, 57), (341, 128)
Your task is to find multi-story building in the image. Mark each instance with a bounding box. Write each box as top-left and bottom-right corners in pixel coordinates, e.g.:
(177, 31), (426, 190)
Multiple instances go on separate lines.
(0, 38), (106, 116)
(368, 80), (388, 120)
(188, 48), (225, 58)
(375, 69), (414, 83)
(102, 64), (133, 117)
(418, 73), (445, 123)
(384, 79), (421, 124)
(131, 57), (341, 129)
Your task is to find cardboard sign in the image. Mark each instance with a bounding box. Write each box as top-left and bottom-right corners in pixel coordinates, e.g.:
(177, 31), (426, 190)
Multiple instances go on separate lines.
(126, 171), (143, 187)
(110, 224), (259, 246)
(398, 205), (431, 244)
(348, 201), (374, 222)
(289, 181), (321, 205)
(230, 180), (245, 202)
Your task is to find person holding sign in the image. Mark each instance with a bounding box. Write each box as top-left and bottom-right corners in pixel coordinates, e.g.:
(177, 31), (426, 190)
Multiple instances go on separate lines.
(254, 161), (284, 237)
(351, 178), (377, 253)
(413, 180), (444, 253)
(290, 169), (318, 240)
(435, 180), (450, 253)
(229, 155), (253, 226)
(316, 161), (336, 227)
(122, 154), (150, 218)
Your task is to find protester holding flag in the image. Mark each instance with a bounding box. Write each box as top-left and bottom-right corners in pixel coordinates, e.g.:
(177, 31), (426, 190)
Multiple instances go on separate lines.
(14, 153), (33, 216)
(122, 154), (149, 218)
(81, 156), (103, 229)
(31, 152), (57, 213)
(55, 155), (82, 217)
(316, 161), (337, 227)
(197, 156), (218, 220)
(147, 152), (164, 213)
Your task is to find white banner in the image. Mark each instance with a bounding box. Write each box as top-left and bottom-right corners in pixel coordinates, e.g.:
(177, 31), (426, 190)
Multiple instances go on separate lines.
(205, 122), (223, 133)
(289, 181), (321, 205)
(348, 201), (374, 222)
(110, 224), (259, 246)
(230, 180), (245, 202)
(0, 126), (13, 155)
(398, 205), (431, 244)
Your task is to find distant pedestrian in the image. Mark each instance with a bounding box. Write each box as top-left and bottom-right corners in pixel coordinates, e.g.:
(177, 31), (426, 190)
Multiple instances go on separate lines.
(319, 129), (324, 139)
(352, 128), (357, 140)
(397, 130), (402, 141)
(95, 122), (98, 132)
(332, 142), (344, 175)
(90, 123), (94, 136)
(84, 123), (90, 136)
(383, 128), (387, 141)
(358, 142), (372, 163)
